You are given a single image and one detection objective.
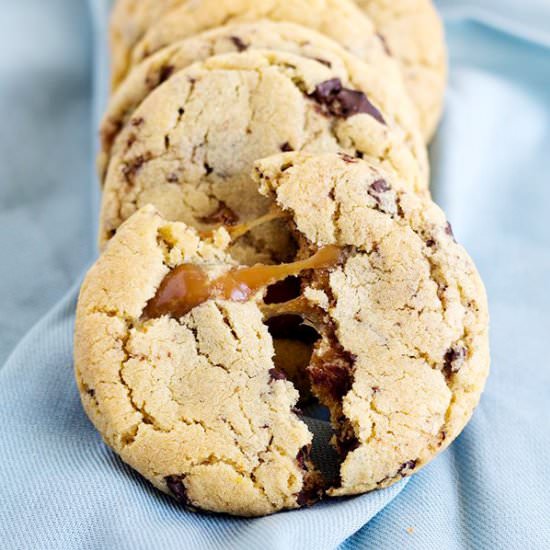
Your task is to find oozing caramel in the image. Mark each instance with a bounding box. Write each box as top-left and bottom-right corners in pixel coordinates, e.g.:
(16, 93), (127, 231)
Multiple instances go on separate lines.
(144, 245), (341, 319)
(199, 207), (288, 241)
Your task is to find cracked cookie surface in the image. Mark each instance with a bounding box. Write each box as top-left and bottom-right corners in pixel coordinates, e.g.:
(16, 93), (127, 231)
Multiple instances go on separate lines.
(77, 153), (489, 514)
(100, 20), (422, 181)
(100, 49), (428, 263)
(75, 206), (317, 517)
(254, 152), (489, 495)
(109, 0), (445, 140)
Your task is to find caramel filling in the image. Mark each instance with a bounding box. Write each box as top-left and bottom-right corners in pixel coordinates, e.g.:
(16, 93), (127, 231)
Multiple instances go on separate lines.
(200, 207), (288, 241)
(144, 245), (341, 319)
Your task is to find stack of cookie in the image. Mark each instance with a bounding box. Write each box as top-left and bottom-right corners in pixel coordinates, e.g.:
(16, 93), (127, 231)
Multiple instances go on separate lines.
(75, 0), (490, 517)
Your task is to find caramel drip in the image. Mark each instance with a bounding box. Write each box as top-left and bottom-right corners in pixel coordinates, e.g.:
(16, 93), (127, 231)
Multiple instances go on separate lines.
(200, 207), (287, 241)
(144, 245), (341, 319)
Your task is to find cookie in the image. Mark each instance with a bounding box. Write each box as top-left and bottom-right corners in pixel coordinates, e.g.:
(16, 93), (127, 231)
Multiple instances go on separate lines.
(100, 21), (421, 181)
(75, 152), (489, 515)
(355, 0), (447, 140)
(254, 152), (490, 495)
(99, 49), (429, 264)
(75, 206), (321, 517)
(109, 0), (445, 140)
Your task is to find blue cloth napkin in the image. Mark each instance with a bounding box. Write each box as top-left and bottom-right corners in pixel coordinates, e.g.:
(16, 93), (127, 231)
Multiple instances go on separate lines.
(1, 1), (549, 548)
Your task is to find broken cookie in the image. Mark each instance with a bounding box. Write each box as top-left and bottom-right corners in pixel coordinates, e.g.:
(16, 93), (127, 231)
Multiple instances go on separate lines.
(76, 152), (489, 515)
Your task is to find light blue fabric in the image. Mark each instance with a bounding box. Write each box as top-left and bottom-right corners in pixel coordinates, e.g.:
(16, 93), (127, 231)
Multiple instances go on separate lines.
(1, 1), (549, 548)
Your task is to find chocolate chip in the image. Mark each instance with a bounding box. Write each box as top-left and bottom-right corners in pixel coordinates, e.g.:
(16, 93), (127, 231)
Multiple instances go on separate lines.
(311, 78), (341, 101)
(164, 135), (170, 149)
(86, 388), (95, 398)
(230, 36), (248, 52)
(166, 173), (178, 183)
(339, 153), (359, 164)
(126, 134), (136, 149)
(165, 475), (192, 506)
(443, 347), (467, 376)
(426, 239), (436, 248)
(368, 179), (392, 207)
(337, 434), (359, 457)
(309, 79), (386, 124)
(269, 368), (287, 381)
(296, 446), (310, 470)
(369, 179), (390, 193)
(308, 345), (356, 401)
(264, 276), (302, 304)
(312, 57), (332, 68)
(198, 202), (239, 226)
(121, 153), (152, 181)
(204, 162), (213, 175)
(158, 65), (175, 84)
(178, 107), (185, 117)
(280, 142), (294, 152)
(130, 117), (144, 127)
(371, 386), (380, 394)
(398, 460), (417, 476)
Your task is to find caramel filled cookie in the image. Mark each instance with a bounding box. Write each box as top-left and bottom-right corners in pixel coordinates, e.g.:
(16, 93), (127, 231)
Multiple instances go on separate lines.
(76, 153), (489, 515)
(100, 49), (428, 264)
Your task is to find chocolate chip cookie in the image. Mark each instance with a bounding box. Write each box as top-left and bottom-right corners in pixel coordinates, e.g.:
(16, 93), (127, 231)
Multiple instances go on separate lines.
(109, 0), (446, 140)
(99, 49), (429, 264)
(76, 153), (489, 515)
(100, 21), (421, 182)
(355, 0), (448, 140)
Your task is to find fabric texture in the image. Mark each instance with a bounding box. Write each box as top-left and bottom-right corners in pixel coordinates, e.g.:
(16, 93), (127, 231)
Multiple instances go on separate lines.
(1, 1), (549, 548)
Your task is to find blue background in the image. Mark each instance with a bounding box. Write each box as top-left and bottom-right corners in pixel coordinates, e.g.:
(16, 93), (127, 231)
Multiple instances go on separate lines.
(0, 1), (549, 548)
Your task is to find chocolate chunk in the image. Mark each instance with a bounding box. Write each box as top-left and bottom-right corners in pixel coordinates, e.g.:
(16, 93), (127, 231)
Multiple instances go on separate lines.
(308, 345), (356, 401)
(398, 460), (417, 476)
(339, 153), (359, 164)
(311, 78), (341, 102)
(121, 153), (152, 181)
(296, 446), (310, 470)
(198, 202), (239, 226)
(443, 346), (467, 376)
(204, 162), (213, 175)
(426, 238), (436, 248)
(369, 179), (390, 193)
(165, 475), (192, 506)
(309, 79), (386, 124)
(264, 276), (302, 304)
(269, 368), (287, 381)
(295, 446), (323, 507)
(280, 142), (294, 152)
(230, 36), (248, 52)
(126, 134), (137, 149)
(158, 65), (175, 84)
(130, 117), (144, 127)
(337, 433), (359, 457)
